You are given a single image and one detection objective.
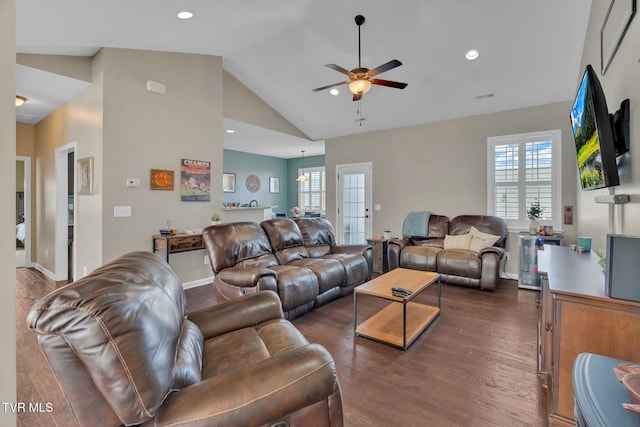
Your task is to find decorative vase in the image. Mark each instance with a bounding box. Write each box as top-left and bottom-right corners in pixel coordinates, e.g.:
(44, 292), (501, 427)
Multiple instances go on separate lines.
(529, 220), (539, 235)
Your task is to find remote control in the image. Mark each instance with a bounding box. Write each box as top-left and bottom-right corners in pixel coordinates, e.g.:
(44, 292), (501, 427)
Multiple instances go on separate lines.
(391, 287), (412, 295)
(392, 290), (409, 298)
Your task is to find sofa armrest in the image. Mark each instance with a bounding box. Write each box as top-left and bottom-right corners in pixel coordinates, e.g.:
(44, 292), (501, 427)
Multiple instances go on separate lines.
(478, 246), (505, 258)
(331, 244), (371, 257)
(188, 291), (283, 339)
(146, 344), (341, 427)
(388, 238), (410, 270)
(217, 267), (276, 287)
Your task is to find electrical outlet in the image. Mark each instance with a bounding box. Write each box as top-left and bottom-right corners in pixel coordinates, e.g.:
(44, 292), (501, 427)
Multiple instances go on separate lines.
(204, 255), (209, 265)
(45, 248), (48, 257)
(505, 252), (510, 261)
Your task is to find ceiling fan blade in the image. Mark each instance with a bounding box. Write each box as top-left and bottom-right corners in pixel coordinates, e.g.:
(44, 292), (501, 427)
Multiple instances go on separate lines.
(353, 93), (362, 102)
(325, 64), (353, 77)
(371, 79), (408, 89)
(312, 81), (348, 92)
(368, 59), (403, 77)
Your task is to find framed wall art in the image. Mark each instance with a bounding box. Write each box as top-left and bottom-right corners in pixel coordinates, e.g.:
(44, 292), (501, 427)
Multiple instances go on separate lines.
(269, 176), (280, 193)
(180, 159), (211, 201)
(601, 0), (636, 74)
(223, 173), (236, 193)
(77, 156), (94, 195)
(150, 169), (174, 190)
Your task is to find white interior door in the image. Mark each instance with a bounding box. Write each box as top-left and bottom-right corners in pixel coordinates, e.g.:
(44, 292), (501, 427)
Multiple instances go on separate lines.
(336, 163), (372, 244)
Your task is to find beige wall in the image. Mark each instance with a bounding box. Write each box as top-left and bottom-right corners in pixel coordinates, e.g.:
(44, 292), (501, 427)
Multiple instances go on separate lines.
(1, 0), (17, 423)
(575, 0), (640, 256)
(223, 70), (309, 139)
(325, 101), (578, 275)
(99, 48), (223, 282)
(31, 48), (223, 283)
(17, 53), (92, 82)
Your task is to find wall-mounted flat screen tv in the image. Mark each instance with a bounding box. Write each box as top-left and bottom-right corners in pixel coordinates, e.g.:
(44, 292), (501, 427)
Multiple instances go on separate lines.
(570, 64), (620, 190)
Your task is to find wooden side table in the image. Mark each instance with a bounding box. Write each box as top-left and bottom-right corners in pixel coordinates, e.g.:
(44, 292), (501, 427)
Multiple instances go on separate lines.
(152, 233), (204, 263)
(367, 237), (389, 275)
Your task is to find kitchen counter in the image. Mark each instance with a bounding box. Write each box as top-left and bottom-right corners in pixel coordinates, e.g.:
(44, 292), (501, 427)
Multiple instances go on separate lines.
(221, 206), (273, 223)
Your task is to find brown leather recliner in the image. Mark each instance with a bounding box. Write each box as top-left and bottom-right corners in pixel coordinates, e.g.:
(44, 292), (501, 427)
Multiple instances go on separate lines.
(203, 219), (372, 320)
(388, 214), (508, 291)
(27, 251), (343, 427)
(203, 221), (319, 319)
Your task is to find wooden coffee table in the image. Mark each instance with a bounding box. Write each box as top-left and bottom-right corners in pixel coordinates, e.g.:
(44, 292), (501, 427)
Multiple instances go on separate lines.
(354, 268), (441, 350)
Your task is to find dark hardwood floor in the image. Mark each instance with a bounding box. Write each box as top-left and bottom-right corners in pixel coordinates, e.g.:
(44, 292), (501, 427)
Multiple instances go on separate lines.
(16, 268), (548, 426)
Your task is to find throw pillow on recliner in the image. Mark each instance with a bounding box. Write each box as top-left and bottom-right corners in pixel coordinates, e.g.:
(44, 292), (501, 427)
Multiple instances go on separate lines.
(443, 233), (471, 250)
(468, 226), (501, 253)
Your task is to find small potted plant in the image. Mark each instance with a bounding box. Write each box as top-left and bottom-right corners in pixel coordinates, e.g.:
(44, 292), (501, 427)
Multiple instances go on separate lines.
(210, 213), (221, 225)
(526, 203), (544, 235)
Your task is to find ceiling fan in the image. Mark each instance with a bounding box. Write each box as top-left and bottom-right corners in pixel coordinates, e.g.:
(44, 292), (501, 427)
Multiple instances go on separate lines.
(312, 14), (407, 101)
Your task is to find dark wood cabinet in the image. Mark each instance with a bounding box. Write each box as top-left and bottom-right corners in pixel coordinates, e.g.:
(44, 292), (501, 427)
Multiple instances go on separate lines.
(538, 245), (640, 426)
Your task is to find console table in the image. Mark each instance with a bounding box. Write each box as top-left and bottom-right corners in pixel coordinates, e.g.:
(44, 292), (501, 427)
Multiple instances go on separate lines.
(152, 233), (204, 263)
(538, 245), (640, 426)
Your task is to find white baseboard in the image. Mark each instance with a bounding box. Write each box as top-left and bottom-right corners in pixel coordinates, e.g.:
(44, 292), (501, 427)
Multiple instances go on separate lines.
(183, 276), (214, 290)
(501, 272), (518, 280)
(32, 263), (56, 281)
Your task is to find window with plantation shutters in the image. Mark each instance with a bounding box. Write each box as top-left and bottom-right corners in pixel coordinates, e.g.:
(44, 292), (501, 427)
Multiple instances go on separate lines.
(487, 130), (562, 230)
(298, 166), (326, 214)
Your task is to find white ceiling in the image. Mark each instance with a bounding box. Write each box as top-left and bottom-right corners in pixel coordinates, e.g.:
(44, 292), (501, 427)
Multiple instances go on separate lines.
(15, 0), (592, 158)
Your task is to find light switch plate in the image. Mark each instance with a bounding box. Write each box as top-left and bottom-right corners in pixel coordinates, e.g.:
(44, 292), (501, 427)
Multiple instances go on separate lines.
(374, 204), (382, 211)
(126, 178), (140, 188)
(114, 206), (131, 217)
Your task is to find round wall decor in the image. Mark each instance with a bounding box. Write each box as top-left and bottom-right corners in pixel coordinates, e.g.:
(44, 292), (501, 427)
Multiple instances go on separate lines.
(246, 175), (261, 193)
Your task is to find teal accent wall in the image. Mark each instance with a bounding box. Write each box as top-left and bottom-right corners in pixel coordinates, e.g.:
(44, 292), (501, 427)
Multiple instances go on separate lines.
(222, 150), (325, 218)
(222, 149), (289, 216)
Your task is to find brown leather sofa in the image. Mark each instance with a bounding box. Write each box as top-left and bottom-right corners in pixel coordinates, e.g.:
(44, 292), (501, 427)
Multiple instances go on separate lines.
(28, 251), (344, 427)
(388, 214), (508, 291)
(203, 218), (372, 320)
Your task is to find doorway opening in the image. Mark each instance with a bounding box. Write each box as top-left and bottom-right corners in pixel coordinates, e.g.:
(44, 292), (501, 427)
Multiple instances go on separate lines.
(16, 156), (31, 268)
(55, 142), (76, 281)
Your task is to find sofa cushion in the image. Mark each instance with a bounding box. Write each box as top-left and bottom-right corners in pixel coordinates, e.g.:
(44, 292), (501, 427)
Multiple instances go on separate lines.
(201, 318), (308, 379)
(469, 226), (501, 253)
(287, 258), (345, 294)
(400, 246), (441, 271)
(261, 218), (310, 264)
(444, 233), (471, 250)
(270, 265), (319, 315)
(437, 249), (482, 279)
(203, 222), (279, 272)
(294, 217), (336, 257)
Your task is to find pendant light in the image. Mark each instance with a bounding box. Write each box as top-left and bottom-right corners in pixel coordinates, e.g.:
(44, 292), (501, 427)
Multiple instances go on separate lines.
(296, 150), (308, 182)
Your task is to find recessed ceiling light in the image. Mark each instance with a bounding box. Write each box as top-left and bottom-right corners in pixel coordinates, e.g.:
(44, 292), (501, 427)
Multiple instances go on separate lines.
(225, 129), (235, 134)
(466, 49), (479, 61)
(176, 11), (193, 20)
(330, 88), (339, 96)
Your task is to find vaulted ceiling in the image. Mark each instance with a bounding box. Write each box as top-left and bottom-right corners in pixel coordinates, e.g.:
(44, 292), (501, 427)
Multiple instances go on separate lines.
(16, 0), (592, 157)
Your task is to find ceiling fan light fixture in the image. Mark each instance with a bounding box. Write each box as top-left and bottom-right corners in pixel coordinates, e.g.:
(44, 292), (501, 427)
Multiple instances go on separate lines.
(465, 49), (479, 60)
(349, 79), (372, 95)
(15, 95), (27, 107)
(176, 11), (193, 20)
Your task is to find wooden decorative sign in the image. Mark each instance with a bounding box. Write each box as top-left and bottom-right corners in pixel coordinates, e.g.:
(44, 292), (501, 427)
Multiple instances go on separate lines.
(150, 169), (174, 190)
